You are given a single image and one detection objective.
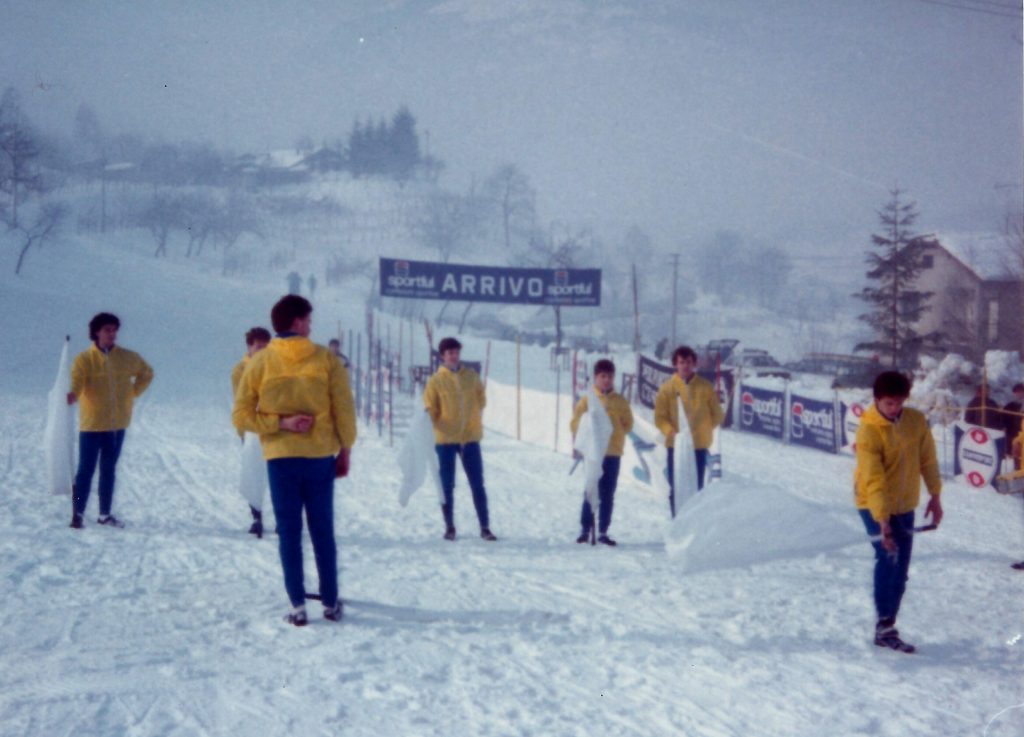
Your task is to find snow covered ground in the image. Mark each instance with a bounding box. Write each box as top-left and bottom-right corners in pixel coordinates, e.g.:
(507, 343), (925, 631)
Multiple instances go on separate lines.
(1, 237), (1022, 737)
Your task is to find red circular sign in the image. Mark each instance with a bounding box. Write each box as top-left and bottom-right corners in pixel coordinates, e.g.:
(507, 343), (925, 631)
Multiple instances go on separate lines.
(969, 428), (989, 444)
(967, 471), (986, 488)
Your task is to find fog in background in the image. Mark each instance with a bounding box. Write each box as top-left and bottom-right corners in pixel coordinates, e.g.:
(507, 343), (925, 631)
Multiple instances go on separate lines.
(4, 0), (1020, 248)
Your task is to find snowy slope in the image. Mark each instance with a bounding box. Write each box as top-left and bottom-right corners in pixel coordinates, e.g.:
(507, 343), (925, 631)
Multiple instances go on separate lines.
(1, 239), (1022, 737)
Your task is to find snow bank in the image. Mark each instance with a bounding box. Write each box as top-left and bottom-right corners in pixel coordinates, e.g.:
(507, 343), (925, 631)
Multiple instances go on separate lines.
(665, 474), (863, 573)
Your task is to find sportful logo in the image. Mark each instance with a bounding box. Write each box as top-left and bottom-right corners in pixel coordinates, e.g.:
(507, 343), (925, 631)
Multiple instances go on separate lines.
(554, 270), (568, 287)
(741, 391), (783, 426)
(387, 260), (435, 289)
(790, 401), (834, 439)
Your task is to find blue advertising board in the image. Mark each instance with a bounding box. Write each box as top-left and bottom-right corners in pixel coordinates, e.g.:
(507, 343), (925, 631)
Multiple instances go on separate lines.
(380, 257), (601, 307)
(738, 384), (785, 439)
(788, 393), (839, 453)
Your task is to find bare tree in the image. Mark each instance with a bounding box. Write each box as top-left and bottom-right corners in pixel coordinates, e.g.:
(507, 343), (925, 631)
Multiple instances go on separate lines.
(14, 202), (67, 274)
(482, 164), (536, 254)
(0, 88), (44, 229)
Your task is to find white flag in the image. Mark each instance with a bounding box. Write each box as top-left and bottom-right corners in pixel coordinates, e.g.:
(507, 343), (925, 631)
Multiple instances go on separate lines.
(43, 338), (75, 496)
(238, 433), (268, 511)
(573, 389), (614, 512)
(672, 396), (699, 509)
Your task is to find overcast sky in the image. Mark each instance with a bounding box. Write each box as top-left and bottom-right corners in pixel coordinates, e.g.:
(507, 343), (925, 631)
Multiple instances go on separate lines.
(3, 0), (1021, 256)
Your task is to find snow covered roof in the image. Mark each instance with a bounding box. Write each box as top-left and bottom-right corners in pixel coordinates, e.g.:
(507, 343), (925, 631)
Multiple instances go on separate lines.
(933, 231), (1019, 281)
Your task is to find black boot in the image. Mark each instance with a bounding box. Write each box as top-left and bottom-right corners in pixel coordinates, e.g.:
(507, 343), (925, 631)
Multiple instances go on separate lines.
(874, 618), (915, 653)
(248, 507), (263, 538)
(442, 504), (455, 540)
(70, 512), (83, 529)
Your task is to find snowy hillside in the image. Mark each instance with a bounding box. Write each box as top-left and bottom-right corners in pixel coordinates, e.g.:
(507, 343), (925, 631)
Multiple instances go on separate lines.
(1, 239), (1022, 737)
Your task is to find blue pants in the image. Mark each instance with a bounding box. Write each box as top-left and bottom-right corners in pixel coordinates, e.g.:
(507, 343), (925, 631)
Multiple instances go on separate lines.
(859, 510), (915, 622)
(666, 447), (708, 518)
(580, 456), (621, 535)
(267, 456), (338, 609)
(436, 442), (489, 529)
(74, 430), (125, 517)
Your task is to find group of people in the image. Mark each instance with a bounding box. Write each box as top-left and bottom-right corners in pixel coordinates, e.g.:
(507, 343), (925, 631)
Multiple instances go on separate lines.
(964, 381), (1024, 443)
(65, 301), (970, 651)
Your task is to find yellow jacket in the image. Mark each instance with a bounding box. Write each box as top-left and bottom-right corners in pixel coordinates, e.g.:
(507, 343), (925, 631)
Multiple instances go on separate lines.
(71, 344), (154, 431)
(423, 365), (485, 444)
(230, 355), (248, 396)
(232, 337), (357, 460)
(854, 403), (941, 522)
(654, 373), (723, 450)
(570, 389), (634, 457)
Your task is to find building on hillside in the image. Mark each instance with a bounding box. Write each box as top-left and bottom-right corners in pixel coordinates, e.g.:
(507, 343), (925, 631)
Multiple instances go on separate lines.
(914, 234), (1023, 362)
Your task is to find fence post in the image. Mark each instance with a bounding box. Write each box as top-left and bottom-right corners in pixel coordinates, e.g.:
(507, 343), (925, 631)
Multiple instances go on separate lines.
(516, 334), (522, 442)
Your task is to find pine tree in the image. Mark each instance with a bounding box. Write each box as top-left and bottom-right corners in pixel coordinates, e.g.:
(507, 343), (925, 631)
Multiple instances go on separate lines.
(855, 189), (939, 369)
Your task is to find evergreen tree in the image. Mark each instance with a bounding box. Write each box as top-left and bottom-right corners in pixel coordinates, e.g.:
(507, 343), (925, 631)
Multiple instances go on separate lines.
(388, 106), (420, 182)
(854, 189), (939, 369)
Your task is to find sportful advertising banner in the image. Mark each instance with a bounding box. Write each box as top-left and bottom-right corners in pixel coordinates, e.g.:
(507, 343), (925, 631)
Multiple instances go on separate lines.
(635, 355), (734, 428)
(953, 422), (1005, 489)
(788, 393), (840, 454)
(738, 385), (786, 439)
(380, 258), (601, 307)
(841, 399), (870, 452)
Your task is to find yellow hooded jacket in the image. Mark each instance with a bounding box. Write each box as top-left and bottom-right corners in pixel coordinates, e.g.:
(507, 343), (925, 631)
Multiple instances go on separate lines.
(423, 365), (485, 444)
(230, 355), (249, 396)
(653, 373), (724, 450)
(71, 344), (154, 432)
(854, 403), (941, 522)
(570, 389), (634, 457)
(232, 337), (356, 460)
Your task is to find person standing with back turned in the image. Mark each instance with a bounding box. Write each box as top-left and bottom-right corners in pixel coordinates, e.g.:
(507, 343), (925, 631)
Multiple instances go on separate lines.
(233, 295), (356, 626)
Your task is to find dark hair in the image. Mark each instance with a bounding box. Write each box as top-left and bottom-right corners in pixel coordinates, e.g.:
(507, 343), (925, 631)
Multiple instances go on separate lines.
(438, 337), (462, 354)
(672, 346), (697, 364)
(1013, 383), (1024, 393)
(873, 370), (912, 399)
(270, 295), (312, 334)
(328, 338), (340, 348)
(89, 312), (120, 341)
(245, 327), (271, 346)
(594, 359), (615, 376)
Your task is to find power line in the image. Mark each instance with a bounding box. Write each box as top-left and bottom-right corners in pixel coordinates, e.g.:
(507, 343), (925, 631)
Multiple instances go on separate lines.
(909, 0), (1023, 19)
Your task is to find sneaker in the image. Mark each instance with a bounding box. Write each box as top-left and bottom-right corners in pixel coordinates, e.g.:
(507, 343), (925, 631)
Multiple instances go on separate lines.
(874, 630), (915, 653)
(576, 532), (589, 544)
(97, 515), (125, 528)
(285, 605), (308, 627)
(480, 528), (497, 542)
(443, 527), (456, 541)
(1011, 561), (1024, 571)
(874, 619), (914, 653)
(248, 519), (263, 538)
(323, 601), (343, 622)
(597, 535), (617, 547)
(70, 513), (84, 529)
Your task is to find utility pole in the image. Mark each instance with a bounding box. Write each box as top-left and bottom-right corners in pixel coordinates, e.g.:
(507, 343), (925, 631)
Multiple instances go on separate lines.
(632, 263), (641, 352)
(671, 253), (680, 347)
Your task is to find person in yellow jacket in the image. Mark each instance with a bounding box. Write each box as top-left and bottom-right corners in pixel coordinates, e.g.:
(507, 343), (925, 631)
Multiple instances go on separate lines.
(233, 295), (356, 626)
(231, 326), (271, 536)
(654, 346), (724, 517)
(1011, 427), (1024, 571)
(67, 312), (153, 529)
(854, 370), (943, 653)
(423, 336), (496, 542)
(569, 359), (633, 546)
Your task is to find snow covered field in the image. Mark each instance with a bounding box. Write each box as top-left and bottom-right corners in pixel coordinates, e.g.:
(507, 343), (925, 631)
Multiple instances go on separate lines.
(1, 239), (1022, 737)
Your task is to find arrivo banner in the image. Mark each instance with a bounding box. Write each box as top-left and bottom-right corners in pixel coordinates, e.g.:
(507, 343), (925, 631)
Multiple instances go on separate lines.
(380, 258), (601, 306)
(788, 393), (840, 453)
(635, 355), (734, 428)
(953, 422), (1005, 489)
(738, 385), (785, 439)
